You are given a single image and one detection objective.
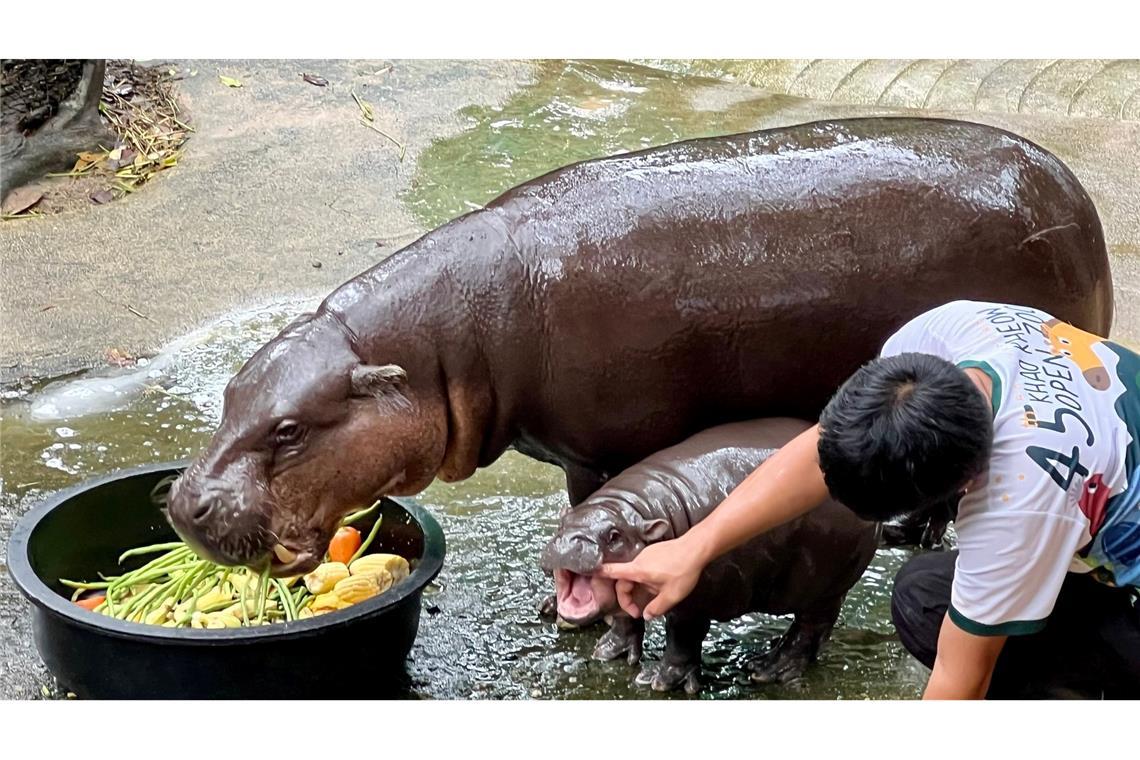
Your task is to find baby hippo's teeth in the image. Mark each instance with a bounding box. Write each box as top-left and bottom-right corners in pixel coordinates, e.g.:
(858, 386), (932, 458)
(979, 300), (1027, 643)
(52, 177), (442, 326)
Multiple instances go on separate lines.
(273, 543), (298, 563)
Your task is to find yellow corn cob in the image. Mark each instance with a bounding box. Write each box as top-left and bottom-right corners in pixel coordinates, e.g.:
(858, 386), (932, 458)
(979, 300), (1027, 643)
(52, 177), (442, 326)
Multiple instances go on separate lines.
(331, 574), (381, 605)
(303, 562), (350, 594)
(144, 601), (174, 625)
(349, 553), (409, 585)
(196, 587), (232, 610)
(310, 592), (352, 612)
(205, 612), (242, 629)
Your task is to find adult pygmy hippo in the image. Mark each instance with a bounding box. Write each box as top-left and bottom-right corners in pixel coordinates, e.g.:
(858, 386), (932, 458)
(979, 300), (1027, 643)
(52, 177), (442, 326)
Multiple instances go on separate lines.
(541, 419), (879, 693)
(167, 117), (1111, 576)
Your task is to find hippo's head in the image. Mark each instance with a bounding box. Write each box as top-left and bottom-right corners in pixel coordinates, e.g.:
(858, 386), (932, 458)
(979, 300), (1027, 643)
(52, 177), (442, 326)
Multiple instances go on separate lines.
(166, 310), (446, 576)
(539, 499), (671, 625)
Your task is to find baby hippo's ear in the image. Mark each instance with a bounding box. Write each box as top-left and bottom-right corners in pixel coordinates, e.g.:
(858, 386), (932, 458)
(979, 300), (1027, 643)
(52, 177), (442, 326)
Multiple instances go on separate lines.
(351, 364), (407, 397)
(639, 518), (670, 543)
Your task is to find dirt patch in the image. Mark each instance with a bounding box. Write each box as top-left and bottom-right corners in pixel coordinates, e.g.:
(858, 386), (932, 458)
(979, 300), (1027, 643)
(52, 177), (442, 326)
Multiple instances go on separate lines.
(2, 61), (191, 219)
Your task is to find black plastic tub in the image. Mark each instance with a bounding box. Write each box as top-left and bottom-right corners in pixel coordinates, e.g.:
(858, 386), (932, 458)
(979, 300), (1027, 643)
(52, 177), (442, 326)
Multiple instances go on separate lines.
(7, 461), (445, 699)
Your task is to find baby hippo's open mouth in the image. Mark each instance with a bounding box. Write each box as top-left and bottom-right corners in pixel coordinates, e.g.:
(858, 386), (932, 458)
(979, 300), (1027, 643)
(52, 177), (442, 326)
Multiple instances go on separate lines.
(553, 568), (617, 625)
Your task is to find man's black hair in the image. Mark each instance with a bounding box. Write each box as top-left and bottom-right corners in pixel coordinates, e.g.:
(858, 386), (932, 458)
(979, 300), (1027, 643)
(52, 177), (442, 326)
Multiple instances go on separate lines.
(817, 352), (993, 523)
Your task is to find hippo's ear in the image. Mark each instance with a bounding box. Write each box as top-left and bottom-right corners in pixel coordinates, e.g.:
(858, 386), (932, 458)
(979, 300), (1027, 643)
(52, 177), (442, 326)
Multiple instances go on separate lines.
(350, 364), (407, 397)
(639, 518), (670, 543)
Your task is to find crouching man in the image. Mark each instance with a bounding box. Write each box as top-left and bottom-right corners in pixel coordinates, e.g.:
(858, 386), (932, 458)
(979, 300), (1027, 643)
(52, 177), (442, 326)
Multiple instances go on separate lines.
(600, 300), (1140, 698)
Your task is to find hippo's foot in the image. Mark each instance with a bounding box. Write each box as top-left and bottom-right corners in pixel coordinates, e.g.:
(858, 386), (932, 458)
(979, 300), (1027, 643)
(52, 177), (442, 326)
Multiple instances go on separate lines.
(635, 660), (701, 694)
(592, 616), (645, 665)
(746, 640), (812, 685)
(747, 615), (835, 686)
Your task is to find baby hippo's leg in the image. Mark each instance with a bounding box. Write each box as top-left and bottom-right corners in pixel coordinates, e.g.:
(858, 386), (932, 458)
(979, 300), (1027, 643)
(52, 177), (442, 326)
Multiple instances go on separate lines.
(635, 616), (711, 694)
(593, 615), (645, 665)
(747, 596), (843, 685)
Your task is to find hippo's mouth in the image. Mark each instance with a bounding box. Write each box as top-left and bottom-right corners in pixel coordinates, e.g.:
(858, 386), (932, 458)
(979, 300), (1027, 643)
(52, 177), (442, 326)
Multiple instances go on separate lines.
(553, 568), (617, 625)
(267, 542), (319, 577)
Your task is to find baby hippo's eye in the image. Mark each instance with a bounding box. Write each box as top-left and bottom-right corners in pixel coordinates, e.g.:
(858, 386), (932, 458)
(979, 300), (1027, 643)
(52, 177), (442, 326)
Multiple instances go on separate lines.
(607, 528), (622, 545)
(274, 420), (305, 446)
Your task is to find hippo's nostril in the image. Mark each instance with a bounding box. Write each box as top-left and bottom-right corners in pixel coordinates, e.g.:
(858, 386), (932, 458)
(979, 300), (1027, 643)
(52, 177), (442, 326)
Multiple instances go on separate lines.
(191, 498), (217, 525)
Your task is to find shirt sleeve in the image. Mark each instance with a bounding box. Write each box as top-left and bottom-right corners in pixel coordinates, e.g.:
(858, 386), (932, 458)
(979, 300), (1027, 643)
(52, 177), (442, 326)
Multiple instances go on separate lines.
(949, 509), (1089, 636)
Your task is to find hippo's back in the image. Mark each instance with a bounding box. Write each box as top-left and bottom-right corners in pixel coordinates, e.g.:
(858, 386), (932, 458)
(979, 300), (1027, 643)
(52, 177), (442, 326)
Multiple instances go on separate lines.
(597, 419), (814, 535)
(482, 118), (1112, 474)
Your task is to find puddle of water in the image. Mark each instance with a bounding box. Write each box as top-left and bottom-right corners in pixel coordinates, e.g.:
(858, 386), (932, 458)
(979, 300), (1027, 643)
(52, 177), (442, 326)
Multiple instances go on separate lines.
(402, 59), (795, 230)
(2, 60), (930, 700)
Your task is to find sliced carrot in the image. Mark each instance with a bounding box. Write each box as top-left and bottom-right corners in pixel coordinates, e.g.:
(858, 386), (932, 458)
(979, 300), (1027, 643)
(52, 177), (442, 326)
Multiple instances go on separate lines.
(76, 594), (105, 611)
(327, 526), (362, 564)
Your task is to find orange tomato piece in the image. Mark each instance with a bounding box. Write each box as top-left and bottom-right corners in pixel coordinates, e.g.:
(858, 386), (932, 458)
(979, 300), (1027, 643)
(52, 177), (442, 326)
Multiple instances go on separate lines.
(327, 526), (362, 564)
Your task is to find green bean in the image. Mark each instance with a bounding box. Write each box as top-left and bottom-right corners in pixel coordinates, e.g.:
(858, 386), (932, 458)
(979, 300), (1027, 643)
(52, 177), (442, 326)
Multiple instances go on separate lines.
(117, 541), (186, 565)
(60, 579), (112, 591)
(255, 565), (271, 624)
(120, 575), (180, 621)
(179, 563), (219, 622)
(107, 562), (199, 597)
(273, 579), (296, 621)
(238, 574), (250, 626)
(340, 499), (381, 527)
(348, 515), (384, 564)
(116, 546), (192, 579)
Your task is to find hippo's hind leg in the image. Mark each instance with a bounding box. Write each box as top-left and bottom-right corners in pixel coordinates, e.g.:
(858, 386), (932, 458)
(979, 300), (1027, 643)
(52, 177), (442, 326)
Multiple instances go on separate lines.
(747, 598), (843, 686)
(593, 614), (645, 665)
(635, 616), (710, 695)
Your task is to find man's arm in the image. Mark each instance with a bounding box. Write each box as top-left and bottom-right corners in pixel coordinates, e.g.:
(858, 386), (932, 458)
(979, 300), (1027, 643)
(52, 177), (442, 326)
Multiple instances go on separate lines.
(923, 614), (1007, 699)
(598, 424), (830, 619)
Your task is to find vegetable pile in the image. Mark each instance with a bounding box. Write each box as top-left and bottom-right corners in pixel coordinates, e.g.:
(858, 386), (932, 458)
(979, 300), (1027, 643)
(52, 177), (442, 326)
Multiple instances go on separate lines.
(60, 503), (410, 628)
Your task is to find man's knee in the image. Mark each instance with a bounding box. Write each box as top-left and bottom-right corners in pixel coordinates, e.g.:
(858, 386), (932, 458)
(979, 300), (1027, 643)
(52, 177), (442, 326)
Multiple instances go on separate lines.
(891, 551), (956, 670)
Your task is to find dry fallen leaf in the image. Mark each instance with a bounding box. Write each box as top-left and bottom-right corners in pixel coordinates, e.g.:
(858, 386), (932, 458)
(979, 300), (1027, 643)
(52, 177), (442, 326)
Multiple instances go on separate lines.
(90, 189), (113, 205)
(302, 73), (329, 87)
(1, 187), (44, 216)
(105, 348), (136, 367)
(219, 75), (243, 88)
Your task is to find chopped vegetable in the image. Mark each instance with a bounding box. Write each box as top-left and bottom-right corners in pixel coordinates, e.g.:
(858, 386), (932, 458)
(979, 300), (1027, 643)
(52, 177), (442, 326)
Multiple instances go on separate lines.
(75, 594), (106, 611)
(327, 526), (362, 564)
(59, 517), (408, 628)
(303, 562), (350, 594)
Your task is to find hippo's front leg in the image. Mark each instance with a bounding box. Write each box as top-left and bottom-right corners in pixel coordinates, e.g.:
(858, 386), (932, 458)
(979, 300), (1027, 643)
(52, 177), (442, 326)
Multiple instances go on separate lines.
(635, 616), (710, 694)
(593, 614), (645, 665)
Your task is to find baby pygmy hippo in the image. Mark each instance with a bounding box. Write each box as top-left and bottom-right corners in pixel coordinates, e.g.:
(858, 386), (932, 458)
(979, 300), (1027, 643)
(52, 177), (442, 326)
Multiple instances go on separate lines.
(540, 418), (880, 693)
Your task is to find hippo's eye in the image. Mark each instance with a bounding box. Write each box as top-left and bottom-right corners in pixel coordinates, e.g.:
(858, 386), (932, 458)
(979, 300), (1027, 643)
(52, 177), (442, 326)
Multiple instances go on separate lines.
(607, 528), (622, 545)
(274, 420), (305, 447)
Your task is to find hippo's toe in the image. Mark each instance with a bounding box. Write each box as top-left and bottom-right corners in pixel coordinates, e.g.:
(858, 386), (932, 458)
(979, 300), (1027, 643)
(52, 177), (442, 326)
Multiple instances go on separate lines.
(747, 642), (811, 685)
(635, 661), (701, 694)
(593, 617), (644, 664)
(538, 594), (558, 620)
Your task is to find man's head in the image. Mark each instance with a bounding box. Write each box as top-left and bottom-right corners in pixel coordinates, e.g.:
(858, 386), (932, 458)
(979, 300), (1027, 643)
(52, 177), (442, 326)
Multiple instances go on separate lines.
(817, 352), (993, 523)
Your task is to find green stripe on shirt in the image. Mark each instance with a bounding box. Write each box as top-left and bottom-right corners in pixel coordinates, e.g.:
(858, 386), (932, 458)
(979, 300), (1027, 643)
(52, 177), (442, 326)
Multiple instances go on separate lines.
(957, 359), (1002, 420)
(948, 604), (1047, 637)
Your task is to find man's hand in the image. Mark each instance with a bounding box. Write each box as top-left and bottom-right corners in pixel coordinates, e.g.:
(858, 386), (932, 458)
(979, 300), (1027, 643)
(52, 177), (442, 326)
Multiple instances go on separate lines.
(597, 536), (706, 620)
(923, 613), (1007, 699)
(598, 424), (830, 621)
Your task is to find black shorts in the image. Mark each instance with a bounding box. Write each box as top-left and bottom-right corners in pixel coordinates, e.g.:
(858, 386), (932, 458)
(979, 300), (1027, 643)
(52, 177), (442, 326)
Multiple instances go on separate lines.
(890, 550), (1140, 699)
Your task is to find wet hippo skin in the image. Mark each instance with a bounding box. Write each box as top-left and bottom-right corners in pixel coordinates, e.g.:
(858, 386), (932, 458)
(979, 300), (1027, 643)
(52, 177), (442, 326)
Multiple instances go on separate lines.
(541, 418), (880, 693)
(166, 117), (1113, 579)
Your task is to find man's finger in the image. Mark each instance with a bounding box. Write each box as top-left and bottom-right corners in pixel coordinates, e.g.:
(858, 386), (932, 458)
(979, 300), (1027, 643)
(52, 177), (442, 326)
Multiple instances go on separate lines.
(614, 579), (643, 619)
(598, 562), (639, 582)
(643, 589), (682, 621)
